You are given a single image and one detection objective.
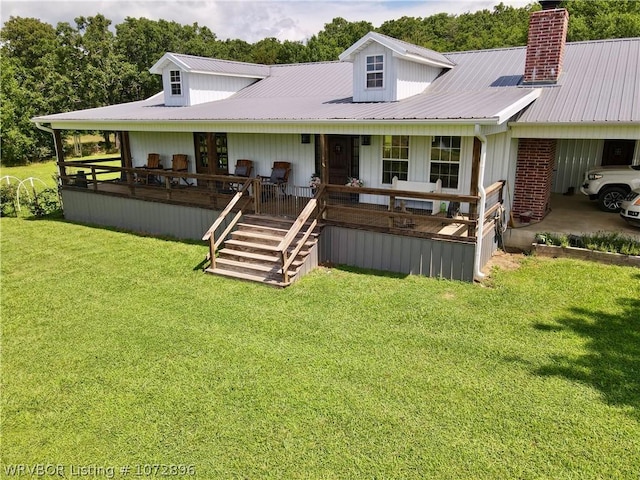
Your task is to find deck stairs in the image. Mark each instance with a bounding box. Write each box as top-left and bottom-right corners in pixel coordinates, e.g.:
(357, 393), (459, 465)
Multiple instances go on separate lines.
(205, 214), (321, 287)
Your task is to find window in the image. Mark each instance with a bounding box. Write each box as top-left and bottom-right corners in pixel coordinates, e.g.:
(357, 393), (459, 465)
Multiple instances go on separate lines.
(382, 135), (409, 184)
(170, 70), (182, 96)
(366, 55), (384, 88)
(430, 136), (461, 189)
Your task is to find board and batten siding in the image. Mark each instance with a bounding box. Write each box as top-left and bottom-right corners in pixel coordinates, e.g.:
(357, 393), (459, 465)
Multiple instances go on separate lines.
(229, 133), (316, 187)
(188, 73), (257, 105)
(552, 139), (640, 194)
(318, 226), (477, 281)
(61, 190), (222, 240)
(351, 43), (443, 102)
(129, 131), (195, 171)
(396, 57), (442, 100)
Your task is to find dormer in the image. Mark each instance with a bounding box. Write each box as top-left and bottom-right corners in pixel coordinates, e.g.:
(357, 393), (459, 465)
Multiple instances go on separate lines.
(149, 53), (270, 107)
(339, 32), (456, 103)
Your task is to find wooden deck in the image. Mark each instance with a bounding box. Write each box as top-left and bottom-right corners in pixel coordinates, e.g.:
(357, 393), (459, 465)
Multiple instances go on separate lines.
(59, 161), (504, 244)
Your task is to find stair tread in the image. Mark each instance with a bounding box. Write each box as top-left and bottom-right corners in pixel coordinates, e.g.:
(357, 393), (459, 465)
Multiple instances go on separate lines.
(231, 230), (285, 242)
(237, 223), (289, 234)
(215, 257), (299, 274)
(219, 248), (305, 265)
(205, 267), (288, 287)
(218, 248), (279, 262)
(224, 239), (281, 252)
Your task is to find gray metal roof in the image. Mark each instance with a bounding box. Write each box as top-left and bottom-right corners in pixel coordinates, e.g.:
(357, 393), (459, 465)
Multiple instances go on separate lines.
(339, 32), (456, 68)
(149, 52), (270, 77)
(34, 37), (640, 126)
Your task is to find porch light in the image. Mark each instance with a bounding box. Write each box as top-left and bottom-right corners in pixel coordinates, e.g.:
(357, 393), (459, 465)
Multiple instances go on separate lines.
(301, 134), (311, 144)
(361, 135), (371, 145)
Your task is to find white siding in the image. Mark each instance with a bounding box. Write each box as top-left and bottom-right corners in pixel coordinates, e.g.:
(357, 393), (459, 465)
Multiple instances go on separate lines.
(162, 69), (188, 107)
(396, 57), (441, 100)
(358, 135), (474, 209)
(160, 61), (256, 106)
(351, 44), (443, 102)
(129, 131), (195, 170)
(512, 124), (640, 139)
(552, 139), (604, 193)
(352, 43), (389, 102)
(484, 131), (513, 186)
(188, 73), (257, 105)
(228, 133), (316, 187)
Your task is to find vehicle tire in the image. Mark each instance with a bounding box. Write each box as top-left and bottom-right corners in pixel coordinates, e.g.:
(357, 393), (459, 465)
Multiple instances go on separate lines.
(597, 186), (627, 212)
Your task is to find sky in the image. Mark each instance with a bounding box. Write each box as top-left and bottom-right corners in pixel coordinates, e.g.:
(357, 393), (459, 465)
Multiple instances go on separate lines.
(1, 0), (533, 43)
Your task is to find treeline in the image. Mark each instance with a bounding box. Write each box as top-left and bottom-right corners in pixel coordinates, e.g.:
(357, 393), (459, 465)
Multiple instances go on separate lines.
(2, 0), (639, 165)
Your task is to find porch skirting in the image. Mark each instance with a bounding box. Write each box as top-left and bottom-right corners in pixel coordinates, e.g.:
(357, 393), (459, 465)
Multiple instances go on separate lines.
(318, 226), (479, 282)
(61, 189), (221, 240)
(61, 190), (492, 282)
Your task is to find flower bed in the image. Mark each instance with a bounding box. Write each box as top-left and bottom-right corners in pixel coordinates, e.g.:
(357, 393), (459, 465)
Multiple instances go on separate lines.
(533, 231), (640, 267)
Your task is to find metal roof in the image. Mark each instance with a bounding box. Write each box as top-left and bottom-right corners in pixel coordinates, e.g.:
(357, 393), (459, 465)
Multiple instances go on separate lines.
(149, 52), (269, 78)
(339, 32), (456, 68)
(34, 37), (640, 127)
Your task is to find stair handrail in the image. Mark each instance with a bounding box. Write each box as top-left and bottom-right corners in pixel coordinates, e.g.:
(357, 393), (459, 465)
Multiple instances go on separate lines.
(278, 185), (326, 283)
(202, 177), (253, 269)
(202, 177), (252, 242)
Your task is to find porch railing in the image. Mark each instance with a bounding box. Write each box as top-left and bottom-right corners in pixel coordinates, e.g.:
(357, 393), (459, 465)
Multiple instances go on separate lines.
(202, 177), (254, 269)
(58, 160), (505, 245)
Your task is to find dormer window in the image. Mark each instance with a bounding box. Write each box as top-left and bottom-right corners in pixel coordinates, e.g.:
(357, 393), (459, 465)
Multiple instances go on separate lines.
(366, 55), (384, 88)
(170, 70), (182, 95)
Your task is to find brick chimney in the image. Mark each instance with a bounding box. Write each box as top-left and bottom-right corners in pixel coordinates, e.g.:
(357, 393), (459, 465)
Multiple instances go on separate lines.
(523, 6), (568, 84)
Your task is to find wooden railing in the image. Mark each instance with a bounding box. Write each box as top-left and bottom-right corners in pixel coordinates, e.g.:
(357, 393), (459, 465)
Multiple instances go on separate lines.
(201, 177), (253, 270)
(58, 160), (506, 246)
(58, 160), (258, 208)
(276, 185), (326, 284)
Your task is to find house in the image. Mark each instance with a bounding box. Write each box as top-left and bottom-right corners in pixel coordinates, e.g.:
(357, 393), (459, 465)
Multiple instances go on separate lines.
(33, 4), (640, 285)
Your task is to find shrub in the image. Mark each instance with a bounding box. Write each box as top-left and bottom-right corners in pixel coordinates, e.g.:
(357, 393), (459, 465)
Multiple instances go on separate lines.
(0, 184), (18, 217)
(25, 188), (61, 217)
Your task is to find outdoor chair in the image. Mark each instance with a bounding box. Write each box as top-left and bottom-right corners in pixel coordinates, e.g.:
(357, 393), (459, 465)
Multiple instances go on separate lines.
(227, 159), (254, 192)
(137, 153), (163, 184)
(233, 159), (254, 178)
(166, 154), (191, 186)
(260, 161), (291, 200)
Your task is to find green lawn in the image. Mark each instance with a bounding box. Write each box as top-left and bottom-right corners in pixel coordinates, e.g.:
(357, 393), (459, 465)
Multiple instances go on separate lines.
(1, 155), (121, 188)
(2, 216), (639, 479)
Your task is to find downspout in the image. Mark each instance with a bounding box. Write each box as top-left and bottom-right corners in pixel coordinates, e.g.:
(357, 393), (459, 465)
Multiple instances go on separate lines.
(473, 124), (488, 281)
(35, 122), (62, 179)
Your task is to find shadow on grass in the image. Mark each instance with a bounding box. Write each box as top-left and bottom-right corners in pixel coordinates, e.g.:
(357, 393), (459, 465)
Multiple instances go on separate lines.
(536, 297), (640, 419)
(322, 262), (409, 280)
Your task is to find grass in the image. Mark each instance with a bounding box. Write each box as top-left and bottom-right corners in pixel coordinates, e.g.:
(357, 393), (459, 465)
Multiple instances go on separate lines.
(2, 216), (640, 478)
(1, 155), (122, 192)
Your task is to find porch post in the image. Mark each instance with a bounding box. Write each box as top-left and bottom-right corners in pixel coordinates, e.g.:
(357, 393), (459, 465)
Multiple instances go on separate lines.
(319, 134), (329, 183)
(53, 130), (66, 184)
(468, 138), (481, 237)
(119, 131), (134, 190)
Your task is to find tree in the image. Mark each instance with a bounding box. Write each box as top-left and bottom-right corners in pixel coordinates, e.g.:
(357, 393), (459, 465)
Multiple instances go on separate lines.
(564, 0), (640, 41)
(305, 17), (374, 62)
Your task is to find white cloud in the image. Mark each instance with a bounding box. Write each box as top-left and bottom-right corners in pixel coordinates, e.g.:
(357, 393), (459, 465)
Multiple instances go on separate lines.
(1, 0), (533, 43)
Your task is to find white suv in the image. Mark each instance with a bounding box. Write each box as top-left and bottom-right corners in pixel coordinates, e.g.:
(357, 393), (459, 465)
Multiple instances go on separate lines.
(580, 165), (640, 212)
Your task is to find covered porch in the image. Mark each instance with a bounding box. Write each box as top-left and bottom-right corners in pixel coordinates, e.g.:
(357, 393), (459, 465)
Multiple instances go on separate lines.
(58, 158), (505, 244)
